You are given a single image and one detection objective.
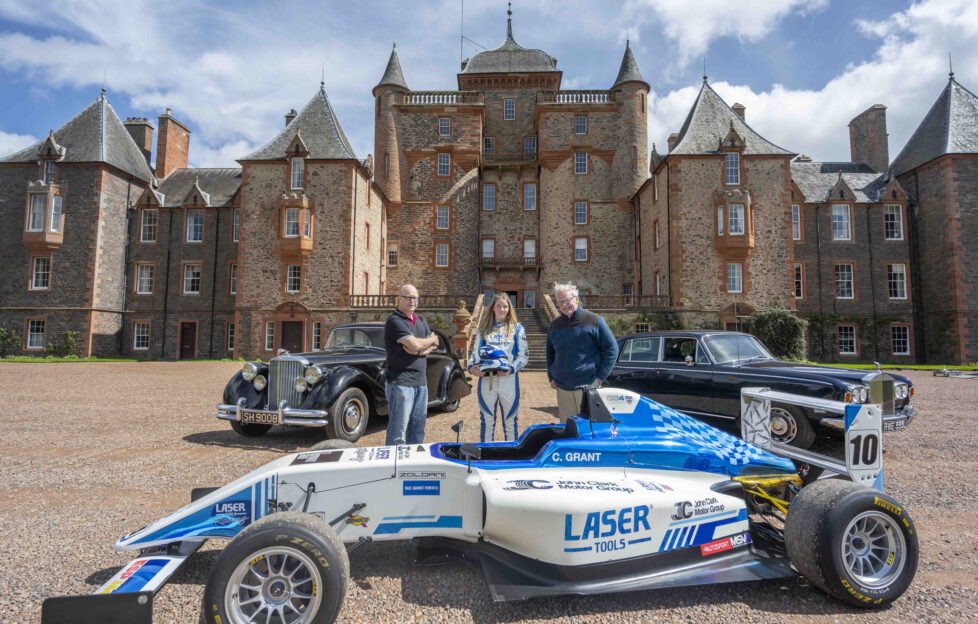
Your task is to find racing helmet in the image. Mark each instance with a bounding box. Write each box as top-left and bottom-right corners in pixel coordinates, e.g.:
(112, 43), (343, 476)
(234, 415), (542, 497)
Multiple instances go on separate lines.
(477, 345), (512, 373)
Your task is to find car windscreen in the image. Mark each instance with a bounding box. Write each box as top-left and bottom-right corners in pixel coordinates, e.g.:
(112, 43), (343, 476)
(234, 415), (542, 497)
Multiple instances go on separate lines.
(325, 328), (384, 349)
(703, 334), (774, 365)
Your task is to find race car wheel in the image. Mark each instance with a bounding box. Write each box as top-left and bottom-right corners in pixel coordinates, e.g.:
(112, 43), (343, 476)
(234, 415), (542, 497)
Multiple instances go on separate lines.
(785, 479), (918, 608)
(203, 511), (349, 624)
(770, 404), (815, 448)
(325, 388), (369, 442)
(309, 439), (356, 452)
(230, 421), (272, 437)
(439, 399), (460, 413)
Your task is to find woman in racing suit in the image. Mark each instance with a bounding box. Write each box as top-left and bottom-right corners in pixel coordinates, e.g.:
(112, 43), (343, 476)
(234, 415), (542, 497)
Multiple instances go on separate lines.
(467, 294), (529, 442)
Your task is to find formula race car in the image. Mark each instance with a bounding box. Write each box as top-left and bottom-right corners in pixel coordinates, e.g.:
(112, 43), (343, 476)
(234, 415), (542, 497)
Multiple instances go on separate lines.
(42, 385), (918, 624)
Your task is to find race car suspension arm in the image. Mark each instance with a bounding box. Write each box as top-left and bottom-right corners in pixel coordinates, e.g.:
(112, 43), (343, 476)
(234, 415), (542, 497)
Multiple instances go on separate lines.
(329, 502), (366, 527)
(742, 485), (789, 514)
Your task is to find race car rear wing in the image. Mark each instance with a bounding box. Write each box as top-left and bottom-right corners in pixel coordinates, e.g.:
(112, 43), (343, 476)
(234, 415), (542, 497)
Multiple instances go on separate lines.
(740, 387), (884, 490)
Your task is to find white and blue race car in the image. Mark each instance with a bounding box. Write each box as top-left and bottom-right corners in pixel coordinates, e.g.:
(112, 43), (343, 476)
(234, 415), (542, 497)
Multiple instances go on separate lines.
(42, 387), (918, 624)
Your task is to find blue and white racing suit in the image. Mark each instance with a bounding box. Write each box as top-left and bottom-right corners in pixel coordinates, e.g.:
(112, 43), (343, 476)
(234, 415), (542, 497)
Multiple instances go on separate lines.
(468, 322), (529, 442)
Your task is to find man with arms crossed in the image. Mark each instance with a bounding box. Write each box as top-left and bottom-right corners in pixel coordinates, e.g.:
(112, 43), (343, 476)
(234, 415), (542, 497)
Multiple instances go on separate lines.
(385, 284), (439, 445)
(546, 283), (619, 422)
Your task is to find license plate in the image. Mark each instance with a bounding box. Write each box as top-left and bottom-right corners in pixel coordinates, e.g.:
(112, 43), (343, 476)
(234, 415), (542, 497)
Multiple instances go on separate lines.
(883, 420), (907, 432)
(242, 412), (280, 425)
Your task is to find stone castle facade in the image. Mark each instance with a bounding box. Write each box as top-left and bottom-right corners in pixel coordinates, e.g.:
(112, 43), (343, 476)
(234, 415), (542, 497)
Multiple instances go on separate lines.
(2, 14), (977, 363)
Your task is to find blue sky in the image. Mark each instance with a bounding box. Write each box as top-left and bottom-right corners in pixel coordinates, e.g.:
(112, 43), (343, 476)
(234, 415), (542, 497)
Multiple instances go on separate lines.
(1, 0), (975, 169)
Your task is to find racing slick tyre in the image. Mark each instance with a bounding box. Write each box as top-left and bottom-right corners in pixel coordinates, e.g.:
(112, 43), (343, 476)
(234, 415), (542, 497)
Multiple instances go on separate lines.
(785, 479), (918, 608)
(325, 388), (369, 443)
(438, 399), (461, 413)
(230, 421), (273, 437)
(309, 439), (356, 451)
(202, 511), (349, 624)
(770, 404), (815, 449)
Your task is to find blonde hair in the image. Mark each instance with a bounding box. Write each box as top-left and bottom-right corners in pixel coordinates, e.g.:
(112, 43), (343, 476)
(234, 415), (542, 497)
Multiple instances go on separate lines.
(478, 294), (519, 340)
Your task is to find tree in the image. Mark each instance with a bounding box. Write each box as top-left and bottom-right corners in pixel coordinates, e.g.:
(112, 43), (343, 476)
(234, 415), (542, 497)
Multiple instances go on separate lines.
(46, 330), (80, 358)
(742, 305), (808, 360)
(0, 325), (19, 358)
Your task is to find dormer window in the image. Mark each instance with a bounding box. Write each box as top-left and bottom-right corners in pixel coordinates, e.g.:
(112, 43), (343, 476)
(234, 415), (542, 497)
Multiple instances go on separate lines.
(725, 153), (740, 185)
(291, 157), (304, 190)
(43, 161), (56, 184)
(186, 209), (203, 242)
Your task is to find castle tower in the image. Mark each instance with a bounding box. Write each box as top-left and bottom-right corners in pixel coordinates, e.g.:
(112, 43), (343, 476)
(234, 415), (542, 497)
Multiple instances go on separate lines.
(373, 44), (409, 206)
(610, 41), (650, 202)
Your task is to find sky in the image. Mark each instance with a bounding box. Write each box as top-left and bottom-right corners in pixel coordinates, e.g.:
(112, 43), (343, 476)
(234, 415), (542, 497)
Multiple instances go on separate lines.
(0, 0), (976, 170)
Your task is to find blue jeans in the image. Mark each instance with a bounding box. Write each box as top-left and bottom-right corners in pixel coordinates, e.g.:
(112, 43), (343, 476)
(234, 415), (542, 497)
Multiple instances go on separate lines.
(385, 384), (428, 445)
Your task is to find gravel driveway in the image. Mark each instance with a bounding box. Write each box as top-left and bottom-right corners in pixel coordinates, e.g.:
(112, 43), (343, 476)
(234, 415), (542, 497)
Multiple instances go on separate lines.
(1, 362), (976, 623)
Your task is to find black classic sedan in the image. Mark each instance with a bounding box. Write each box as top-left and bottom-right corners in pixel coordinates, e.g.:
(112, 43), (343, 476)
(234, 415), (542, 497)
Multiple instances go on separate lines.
(217, 322), (471, 442)
(607, 331), (917, 448)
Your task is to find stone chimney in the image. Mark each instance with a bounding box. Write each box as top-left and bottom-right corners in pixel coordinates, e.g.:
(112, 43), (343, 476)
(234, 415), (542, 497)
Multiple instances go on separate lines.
(156, 108), (190, 179)
(667, 132), (679, 152)
(124, 117), (154, 165)
(848, 104), (888, 173)
(732, 103), (746, 120)
(285, 109), (297, 127)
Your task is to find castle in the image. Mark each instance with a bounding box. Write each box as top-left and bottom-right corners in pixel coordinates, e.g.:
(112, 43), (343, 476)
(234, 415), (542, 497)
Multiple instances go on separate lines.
(2, 13), (977, 363)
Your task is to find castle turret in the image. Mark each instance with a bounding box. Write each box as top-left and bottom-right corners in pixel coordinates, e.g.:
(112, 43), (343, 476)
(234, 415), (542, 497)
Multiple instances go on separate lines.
(373, 44), (409, 204)
(611, 41), (650, 198)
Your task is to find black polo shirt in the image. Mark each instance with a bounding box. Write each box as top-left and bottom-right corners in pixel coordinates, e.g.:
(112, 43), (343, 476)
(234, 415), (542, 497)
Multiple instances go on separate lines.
(384, 308), (432, 387)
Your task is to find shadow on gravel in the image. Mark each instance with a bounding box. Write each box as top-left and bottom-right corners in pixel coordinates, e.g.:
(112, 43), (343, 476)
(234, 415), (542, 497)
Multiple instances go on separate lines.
(528, 405), (559, 418)
(182, 418), (389, 451)
(349, 541), (886, 621)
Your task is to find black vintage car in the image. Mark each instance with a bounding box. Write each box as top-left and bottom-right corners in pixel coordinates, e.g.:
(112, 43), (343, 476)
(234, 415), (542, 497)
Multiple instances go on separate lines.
(217, 322), (471, 442)
(606, 331), (917, 448)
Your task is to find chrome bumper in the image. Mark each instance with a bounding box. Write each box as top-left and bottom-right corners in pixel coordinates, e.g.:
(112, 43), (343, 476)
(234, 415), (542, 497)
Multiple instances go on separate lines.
(216, 397), (329, 427)
(820, 404), (917, 432)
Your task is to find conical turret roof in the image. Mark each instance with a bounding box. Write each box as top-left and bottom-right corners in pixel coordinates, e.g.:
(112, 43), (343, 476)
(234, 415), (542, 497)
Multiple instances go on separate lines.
(375, 44), (409, 92)
(460, 7), (558, 75)
(890, 76), (978, 176)
(241, 84), (356, 161)
(612, 41), (648, 90)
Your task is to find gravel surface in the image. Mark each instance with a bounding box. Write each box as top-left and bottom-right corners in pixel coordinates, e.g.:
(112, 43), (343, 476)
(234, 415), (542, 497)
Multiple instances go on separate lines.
(1, 362), (976, 623)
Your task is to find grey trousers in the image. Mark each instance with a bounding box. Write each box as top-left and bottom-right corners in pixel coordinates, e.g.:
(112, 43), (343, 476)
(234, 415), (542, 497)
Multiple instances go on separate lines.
(556, 381), (598, 423)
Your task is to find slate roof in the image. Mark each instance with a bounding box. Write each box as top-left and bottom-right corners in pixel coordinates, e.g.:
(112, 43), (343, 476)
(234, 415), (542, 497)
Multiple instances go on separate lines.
(890, 77), (978, 176)
(612, 41), (648, 89)
(670, 81), (793, 156)
(460, 15), (558, 75)
(790, 161), (886, 203)
(0, 92), (155, 182)
(156, 168), (241, 207)
(375, 44), (409, 91)
(240, 85), (356, 161)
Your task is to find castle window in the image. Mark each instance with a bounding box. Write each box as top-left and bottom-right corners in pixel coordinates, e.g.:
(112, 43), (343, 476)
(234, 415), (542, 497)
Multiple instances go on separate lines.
(384, 153), (390, 178)
(227, 323), (236, 351)
(574, 237), (588, 262)
(436, 205), (449, 229)
(136, 264), (154, 295)
(265, 321), (274, 350)
(28, 195), (45, 231)
(285, 208), (300, 237)
(305, 210), (311, 237)
(832, 205), (851, 240)
(655, 272), (661, 296)
(437, 153), (450, 176)
(435, 243), (449, 267)
(574, 152), (588, 174)
(623, 283), (633, 306)
(26, 319), (45, 350)
(717, 206), (724, 236)
(484, 137), (495, 154)
(387, 243), (398, 266)
(791, 205), (801, 240)
(481, 238), (495, 258)
(725, 153), (740, 185)
(183, 263), (202, 294)
(503, 99), (515, 120)
(133, 322), (150, 351)
(888, 264), (907, 299)
(291, 157), (304, 189)
(838, 325), (857, 355)
(232, 208), (240, 242)
(523, 184), (536, 211)
(43, 160), (56, 183)
(523, 238), (536, 259)
(728, 204), (745, 235)
(523, 136), (536, 154)
(834, 264), (854, 299)
(884, 205), (903, 240)
(483, 184), (495, 210)
(312, 322), (321, 350)
(186, 209), (203, 242)
(439, 117), (451, 136)
(286, 265), (301, 293)
(793, 263), (804, 299)
(574, 201), (588, 225)
(654, 220), (660, 249)
(50, 196), (62, 232)
(575, 115), (587, 134)
(891, 325), (910, 356)
(229, 264), (237, 295)
(727, 263), (742, 293)
(140, 209), (158, 242)
(31, 256), (50, 290)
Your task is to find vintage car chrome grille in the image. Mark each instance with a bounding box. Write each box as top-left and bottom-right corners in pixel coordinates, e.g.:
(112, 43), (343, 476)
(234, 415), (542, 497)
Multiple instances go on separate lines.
(268, 358), (304, 408)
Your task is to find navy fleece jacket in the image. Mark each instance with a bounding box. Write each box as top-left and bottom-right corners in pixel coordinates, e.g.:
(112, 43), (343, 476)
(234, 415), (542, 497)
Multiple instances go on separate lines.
(546, 306), (619, 390)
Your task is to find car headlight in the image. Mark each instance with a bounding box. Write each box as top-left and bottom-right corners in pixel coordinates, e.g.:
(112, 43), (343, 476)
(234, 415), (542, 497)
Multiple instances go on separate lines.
(896, 383), (909, 400)
(295, 377), (308, 393)
(242, 362), (259, 382)
(848, 385), (869, 403)
(304, 365), (324, 385)
(253, 375), (266, 391)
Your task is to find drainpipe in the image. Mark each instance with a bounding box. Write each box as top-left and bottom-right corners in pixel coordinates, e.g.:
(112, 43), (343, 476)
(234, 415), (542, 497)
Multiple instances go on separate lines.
(866, 204), (879, 361)
(209, 205), (220, 358)
(121, 177), (133, 354)
(161, 208), (173, 359)
(909, 171), (925, 362)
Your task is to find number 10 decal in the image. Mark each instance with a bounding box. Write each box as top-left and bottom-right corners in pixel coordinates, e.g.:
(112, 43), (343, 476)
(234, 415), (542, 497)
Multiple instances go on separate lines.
(848, 434), (879, 466)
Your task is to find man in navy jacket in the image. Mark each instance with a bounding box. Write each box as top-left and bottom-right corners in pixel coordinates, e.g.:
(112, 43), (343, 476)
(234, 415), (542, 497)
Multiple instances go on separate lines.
(546, 283), (619, 422)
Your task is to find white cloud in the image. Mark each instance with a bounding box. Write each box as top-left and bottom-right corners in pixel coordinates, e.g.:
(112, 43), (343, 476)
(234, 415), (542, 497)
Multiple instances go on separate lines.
(627, 0), (828, 71)
(0, 130), (38, 158)
(649, 0), (978, 164)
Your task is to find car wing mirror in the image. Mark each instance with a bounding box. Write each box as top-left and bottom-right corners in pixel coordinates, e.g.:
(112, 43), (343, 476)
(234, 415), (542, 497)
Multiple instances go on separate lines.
(685, 355), (694, 366)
